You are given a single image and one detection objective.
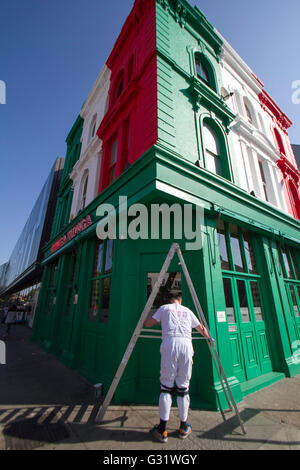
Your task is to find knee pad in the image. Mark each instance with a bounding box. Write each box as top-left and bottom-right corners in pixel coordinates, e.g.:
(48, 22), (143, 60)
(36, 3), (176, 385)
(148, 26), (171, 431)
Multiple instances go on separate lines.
(160, 383), (177, 397)
(176, 387), (189, 398)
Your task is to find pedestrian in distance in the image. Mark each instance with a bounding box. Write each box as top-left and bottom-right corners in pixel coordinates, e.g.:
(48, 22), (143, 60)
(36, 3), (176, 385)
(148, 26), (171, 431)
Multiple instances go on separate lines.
(144, 293), (210, 443)
(2, 304), (17, 339)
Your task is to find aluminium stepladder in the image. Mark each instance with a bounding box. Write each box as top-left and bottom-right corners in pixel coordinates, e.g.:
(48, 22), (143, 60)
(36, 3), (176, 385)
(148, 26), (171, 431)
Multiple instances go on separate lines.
(95, 243), (246, 435)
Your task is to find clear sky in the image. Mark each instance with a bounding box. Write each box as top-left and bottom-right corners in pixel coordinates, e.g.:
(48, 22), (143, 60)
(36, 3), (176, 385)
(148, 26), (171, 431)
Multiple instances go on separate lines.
(0, 0), (299, 266)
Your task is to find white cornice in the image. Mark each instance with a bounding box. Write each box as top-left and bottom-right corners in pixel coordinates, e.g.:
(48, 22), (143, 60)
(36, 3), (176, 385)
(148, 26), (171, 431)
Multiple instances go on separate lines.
(230, 115), (281, 163)
(80, 65), (111, 119)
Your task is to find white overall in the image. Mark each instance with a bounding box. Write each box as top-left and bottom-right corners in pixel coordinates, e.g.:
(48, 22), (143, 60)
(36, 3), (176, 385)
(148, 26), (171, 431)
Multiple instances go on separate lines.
(152, 303), (200, 422)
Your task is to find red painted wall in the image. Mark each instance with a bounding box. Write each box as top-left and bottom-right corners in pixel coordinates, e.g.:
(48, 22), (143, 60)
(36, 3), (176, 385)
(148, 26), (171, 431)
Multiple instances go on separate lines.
(97, 0), (157, 193)
(259, 90), (300, 220)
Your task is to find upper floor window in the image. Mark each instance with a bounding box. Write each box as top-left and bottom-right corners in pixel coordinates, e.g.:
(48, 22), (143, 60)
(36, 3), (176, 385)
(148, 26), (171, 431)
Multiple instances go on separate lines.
(203, 122), (222, 176)
(258, 160), (269, 202)
(194, 52), (216, 92)
(289, 181), (300, 219)
(274, 128), (285, 155)
(88, 114), (97, 143)
(109, 139), (118, 183)
(243, 97), (255, 125)
(113, 70), (124, 101)
(78, 171), (89, 212)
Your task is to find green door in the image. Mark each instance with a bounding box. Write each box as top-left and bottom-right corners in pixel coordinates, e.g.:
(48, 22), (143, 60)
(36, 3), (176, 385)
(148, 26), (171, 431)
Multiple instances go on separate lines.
(219, 221), (272, 383)
(54, 249), (79, 356)
(286, 283), (300, 343)
(224, 276), (272, 382)
(78, 238), (114, 381)
(279, 245), (300, 345)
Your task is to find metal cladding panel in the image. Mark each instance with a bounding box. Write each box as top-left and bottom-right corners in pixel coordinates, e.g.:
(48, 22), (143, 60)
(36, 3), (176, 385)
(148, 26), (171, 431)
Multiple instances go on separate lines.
(2, 159), (63, 290)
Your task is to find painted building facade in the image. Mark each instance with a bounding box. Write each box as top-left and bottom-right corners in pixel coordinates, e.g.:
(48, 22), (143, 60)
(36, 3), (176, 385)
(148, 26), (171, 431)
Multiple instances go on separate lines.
(32, 0), (300, 411)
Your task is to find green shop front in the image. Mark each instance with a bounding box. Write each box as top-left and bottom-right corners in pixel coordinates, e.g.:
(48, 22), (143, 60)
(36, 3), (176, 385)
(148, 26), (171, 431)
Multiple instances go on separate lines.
(32, 147), (300, 411)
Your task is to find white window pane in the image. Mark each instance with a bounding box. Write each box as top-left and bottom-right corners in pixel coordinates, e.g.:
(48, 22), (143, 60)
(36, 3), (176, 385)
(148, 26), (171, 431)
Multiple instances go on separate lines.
(206, 151), (221, 175)
(203, 124), (220, 156)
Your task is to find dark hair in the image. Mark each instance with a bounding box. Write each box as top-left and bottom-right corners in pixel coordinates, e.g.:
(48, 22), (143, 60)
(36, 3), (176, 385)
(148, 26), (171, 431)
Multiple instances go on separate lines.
(169, 293), (182, 302)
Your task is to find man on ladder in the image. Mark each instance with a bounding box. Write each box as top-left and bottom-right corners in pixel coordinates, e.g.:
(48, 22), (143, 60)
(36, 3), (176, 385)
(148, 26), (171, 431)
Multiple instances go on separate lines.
(144, 293), (209, 443)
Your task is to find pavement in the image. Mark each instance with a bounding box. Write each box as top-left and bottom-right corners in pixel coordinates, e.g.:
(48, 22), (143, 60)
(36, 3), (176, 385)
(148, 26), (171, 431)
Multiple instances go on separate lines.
(0, 324), (300, 451)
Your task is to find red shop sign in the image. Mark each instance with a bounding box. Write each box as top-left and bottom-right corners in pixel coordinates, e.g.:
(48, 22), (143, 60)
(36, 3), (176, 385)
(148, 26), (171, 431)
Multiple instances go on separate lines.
(51, 215), (93, 253)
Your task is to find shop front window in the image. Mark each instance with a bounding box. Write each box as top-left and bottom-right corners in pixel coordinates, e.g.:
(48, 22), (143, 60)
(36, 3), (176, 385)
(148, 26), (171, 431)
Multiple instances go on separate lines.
(288, 285), (300, 317)
(243, 230), (257, 275)
(217, 220), (230, 270)
(250, 281), (263, 322)
(66, 250), (78, 317)
(223, 277), (236, 323)
(88, 239), (114, 323)
(229, 224), (245, 273)
(46, 262), (58, 315)
(237, 280), (250, 323)
(147, 272), (182, 317)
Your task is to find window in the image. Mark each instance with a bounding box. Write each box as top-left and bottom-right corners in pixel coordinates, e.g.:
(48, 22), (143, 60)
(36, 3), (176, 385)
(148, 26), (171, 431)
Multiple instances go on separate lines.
(194, 52), (215, 91)
(229, 224), (245, 273)
(78, 172), (89, 212)
(147, 272), (182, 317)
(243, 230), (257, 275)
(289, 181), (300, 219)
(117, 80), (123, 98)
(121, 119), (130, 172)
(109, 139), (118, 183)
(46, 262), (58, 315)
(250, 281), (264, 321)
(89, 115), (97, 143)
(288, 285), (300, 317)
(274, 128), (285, 155)
(217, 221), (257, 275)
(217, 220), (230, 270)
(196, 56), (209, 83)
(280, 245), (299, 280)
(88, 239), (114, 323)
(66, 250), (78, 317)
(258, 160), (269, 202)
(237, 280), (250, 322)
(223, 278), (236, 323)
(203, 123), (222, 176)
(244, 100), (253, 124)
(114, 70), (124, 101)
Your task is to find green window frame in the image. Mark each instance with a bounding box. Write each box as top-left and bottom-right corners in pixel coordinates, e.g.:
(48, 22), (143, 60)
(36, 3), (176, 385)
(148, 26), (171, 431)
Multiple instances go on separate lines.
(45, 261), (58, 315)
(88, 238), (114, 323)
(65, 250), (78, 317)
(278, 244), (300, 319)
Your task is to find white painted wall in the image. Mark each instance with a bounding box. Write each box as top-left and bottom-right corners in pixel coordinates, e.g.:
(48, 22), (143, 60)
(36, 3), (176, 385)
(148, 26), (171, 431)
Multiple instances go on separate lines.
(69, 65), (111, 219)
(219, 40), (289, 214)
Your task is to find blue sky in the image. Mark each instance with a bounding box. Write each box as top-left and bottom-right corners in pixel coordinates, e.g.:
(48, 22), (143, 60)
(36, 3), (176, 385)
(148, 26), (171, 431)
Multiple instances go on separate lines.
(0, 0), (299, 265)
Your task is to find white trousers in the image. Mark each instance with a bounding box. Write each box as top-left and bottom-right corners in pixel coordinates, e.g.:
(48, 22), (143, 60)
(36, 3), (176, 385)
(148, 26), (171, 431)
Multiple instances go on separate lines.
(159, 337), (194, 423)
